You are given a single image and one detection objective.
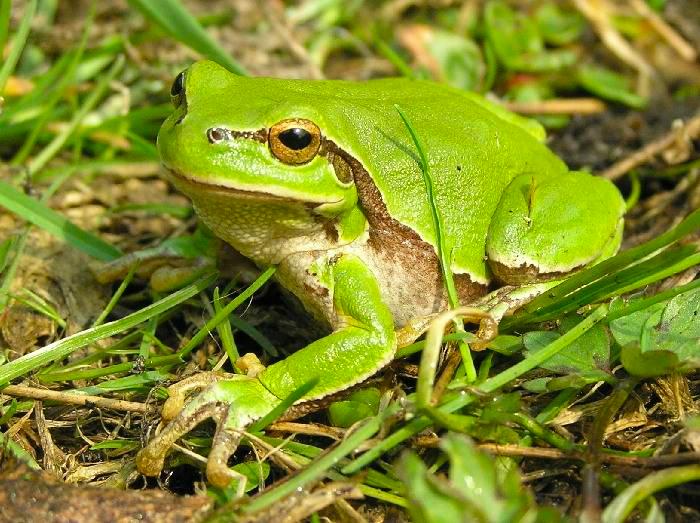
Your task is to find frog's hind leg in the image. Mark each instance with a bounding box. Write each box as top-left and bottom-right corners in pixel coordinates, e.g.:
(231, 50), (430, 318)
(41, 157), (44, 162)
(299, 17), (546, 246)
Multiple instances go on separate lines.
(485, 171), (625, 285)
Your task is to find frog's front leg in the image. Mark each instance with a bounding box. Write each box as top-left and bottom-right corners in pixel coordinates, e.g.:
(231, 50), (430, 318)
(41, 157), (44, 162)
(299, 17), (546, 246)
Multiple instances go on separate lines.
(136, 253), (396, 487)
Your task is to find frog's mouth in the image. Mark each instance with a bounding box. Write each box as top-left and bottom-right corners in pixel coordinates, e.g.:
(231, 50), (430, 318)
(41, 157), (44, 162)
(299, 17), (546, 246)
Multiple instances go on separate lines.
(163, 167), (341, 208)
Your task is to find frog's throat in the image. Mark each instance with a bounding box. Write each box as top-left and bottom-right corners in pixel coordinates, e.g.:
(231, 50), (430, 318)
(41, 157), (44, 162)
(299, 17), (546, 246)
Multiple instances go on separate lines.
(165, 166), (333, 205)
(165, 167), (347, 264)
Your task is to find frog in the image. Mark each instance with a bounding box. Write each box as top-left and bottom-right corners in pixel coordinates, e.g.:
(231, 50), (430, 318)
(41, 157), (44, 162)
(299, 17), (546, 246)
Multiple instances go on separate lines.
(136, 60), (625, 487)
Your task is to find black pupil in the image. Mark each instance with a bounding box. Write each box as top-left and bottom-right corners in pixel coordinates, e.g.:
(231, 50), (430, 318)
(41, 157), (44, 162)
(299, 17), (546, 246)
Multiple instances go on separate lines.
(278, 128), (312, 150)
(171, 72), (185, 97)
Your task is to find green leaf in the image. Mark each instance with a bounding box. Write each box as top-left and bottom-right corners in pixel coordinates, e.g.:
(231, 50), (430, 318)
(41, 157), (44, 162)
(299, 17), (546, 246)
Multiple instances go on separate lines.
(419, 29), (485, 91)
(398, 433), (564, 523)
(620, 343), (679, 377)
(127, 0), (247, 76)
(524, 315), (611, 375)
(577, 65), (647, 108)
(328, 387), (380, 428)
(534, 3), (584, 46)
(651, 288), (700, 361)
(484, 1), (576, 72)
(398, 452), (469, 523)
(612, 288), (700, 373)
(609, 302), (666, 347)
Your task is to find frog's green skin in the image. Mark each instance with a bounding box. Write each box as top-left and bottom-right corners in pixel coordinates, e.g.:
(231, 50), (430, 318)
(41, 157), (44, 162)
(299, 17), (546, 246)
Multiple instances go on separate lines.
(136, 60), (625, 487)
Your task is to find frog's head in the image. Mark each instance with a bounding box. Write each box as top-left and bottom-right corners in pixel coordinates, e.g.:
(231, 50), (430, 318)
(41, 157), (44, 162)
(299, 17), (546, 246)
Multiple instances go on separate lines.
(158, 61), (365, 261)
(159, 61), (360, 211)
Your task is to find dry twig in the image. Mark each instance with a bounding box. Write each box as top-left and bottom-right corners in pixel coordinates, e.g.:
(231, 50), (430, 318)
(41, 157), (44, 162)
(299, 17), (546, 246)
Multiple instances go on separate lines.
(1, 384), (148, 413)
(602, 111), (700, 180)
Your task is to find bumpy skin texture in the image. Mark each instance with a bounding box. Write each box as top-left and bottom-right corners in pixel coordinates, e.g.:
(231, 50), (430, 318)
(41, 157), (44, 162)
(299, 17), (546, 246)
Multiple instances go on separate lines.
(136, 60), (625, 486)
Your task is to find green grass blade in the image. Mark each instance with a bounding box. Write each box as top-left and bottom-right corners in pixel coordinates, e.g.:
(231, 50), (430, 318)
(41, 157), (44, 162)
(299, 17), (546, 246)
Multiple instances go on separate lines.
(521, 208), (700, 314)
(0, 273), (216, 387)
(27, 55), (125, 176)
(177, 266), (276, 358)
(0, 0), (11, 52)
(0, 180), (122, 261)
(240, 405), (399, 515)
(0, 236), (15, 274)
(11, 2), (95, 165)
(602, 465), (700, 523)
(395, 104), (477, 383)
(127, 0), (247, 75)
(248, 378), (319, 433)
(0, 0), (36, 93)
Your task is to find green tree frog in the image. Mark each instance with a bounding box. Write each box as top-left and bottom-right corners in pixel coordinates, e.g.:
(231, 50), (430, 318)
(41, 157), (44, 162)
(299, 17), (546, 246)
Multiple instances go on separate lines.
(136, 60), (624, 486)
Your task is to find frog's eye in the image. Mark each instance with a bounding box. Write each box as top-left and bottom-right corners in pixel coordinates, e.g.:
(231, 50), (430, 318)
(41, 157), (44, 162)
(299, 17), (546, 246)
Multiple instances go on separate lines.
(269, 119), (321, 165)
(171, 71), (186, 108)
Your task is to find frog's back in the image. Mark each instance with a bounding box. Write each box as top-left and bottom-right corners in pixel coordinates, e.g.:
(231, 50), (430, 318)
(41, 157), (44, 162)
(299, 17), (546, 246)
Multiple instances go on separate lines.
(300, 77), (569, 285)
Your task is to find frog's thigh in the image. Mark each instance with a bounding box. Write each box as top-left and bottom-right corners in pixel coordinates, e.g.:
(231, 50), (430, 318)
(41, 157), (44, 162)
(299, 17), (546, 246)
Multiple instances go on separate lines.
(486, 171), (625, 285)
(259, 254), (396, 400)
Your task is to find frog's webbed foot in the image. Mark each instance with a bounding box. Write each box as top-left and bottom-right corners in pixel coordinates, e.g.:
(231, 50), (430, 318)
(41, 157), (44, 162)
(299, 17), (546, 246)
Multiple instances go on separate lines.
(136, 372), (279, 487)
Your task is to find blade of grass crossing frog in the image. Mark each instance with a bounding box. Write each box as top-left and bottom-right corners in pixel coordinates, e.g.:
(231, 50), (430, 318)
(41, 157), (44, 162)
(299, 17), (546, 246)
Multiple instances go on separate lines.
(394, 104), (477, 383)
(127, 0), (247, 76)
(341, 304), (608, 474)
(0, 180), (123, 261)
(0, 273), (216, 387)
(0, 0), (36, 93)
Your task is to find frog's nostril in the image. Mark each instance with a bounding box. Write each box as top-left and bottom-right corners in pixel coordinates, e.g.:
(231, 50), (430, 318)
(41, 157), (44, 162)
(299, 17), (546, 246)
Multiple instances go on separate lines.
(207, 127), (230, 144)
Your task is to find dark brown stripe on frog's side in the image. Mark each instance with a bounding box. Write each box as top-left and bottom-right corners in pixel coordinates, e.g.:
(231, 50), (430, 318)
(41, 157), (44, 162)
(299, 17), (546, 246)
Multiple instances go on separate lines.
(320, 138), (488, 304)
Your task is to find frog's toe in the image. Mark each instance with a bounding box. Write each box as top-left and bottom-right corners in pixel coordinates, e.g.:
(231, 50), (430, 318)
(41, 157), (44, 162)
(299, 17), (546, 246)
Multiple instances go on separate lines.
(137, 401), (224, 476)
(161, 371), (234, 421)
(206, 422), (245, 487)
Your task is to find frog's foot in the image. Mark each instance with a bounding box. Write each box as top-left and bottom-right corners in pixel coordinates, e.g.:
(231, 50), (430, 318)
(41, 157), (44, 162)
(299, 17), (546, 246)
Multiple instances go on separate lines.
(136, 373), (280, 487)
(160, 371), (233, 421)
